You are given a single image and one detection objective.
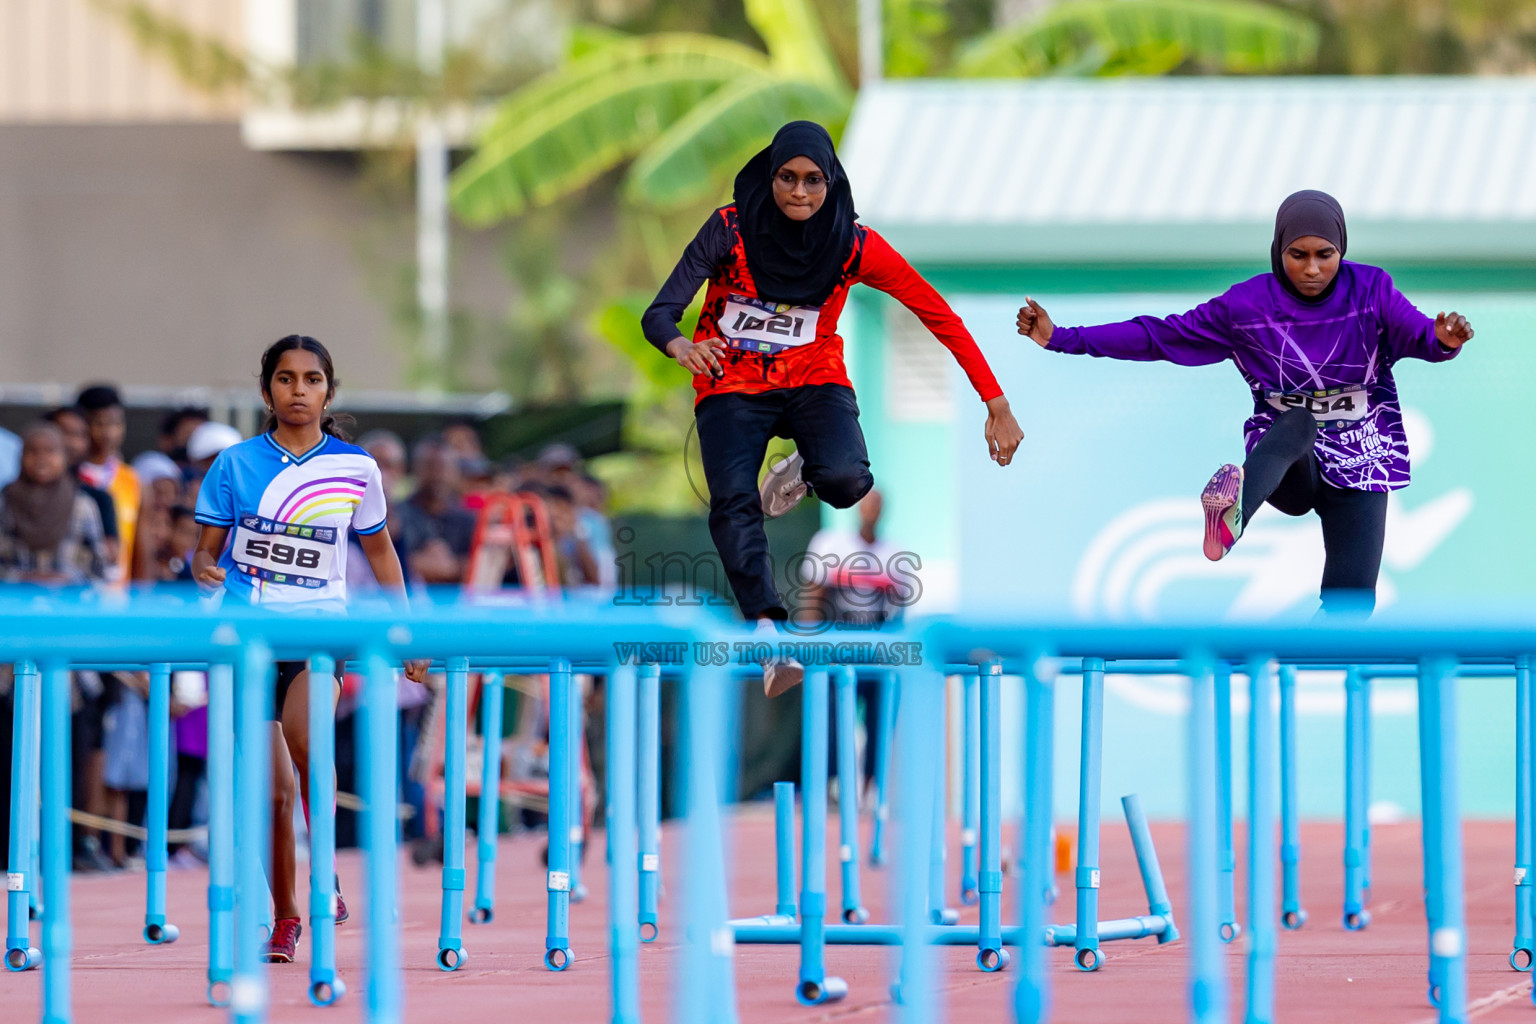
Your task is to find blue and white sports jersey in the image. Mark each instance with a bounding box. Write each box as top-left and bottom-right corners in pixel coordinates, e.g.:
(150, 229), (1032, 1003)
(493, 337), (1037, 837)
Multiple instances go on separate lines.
(194, 433), (387, 611)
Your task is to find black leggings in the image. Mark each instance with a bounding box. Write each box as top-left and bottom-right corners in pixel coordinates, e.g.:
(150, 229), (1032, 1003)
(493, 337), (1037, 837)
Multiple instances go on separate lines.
(1240, 407), (1388, 616)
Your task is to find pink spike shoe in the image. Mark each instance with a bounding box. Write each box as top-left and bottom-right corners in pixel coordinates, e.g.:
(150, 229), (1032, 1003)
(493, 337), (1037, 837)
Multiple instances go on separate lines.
(1201, 464), (1244, 562)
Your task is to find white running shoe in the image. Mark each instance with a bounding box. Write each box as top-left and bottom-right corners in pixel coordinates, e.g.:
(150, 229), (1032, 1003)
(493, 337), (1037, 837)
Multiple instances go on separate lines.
(754, 618), (804, 697)
(760, 451), (808, 519)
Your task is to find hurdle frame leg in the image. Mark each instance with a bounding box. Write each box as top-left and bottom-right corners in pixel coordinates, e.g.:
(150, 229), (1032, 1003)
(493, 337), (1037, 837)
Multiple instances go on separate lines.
(1073, 657), (1106, 970)
(929, 675), (957, 928)
(870, 669), (897, 868)
(307, 654), (344, 1006)
(1418, 660), (1446, 1008)
(361, 651), (403, 1024)
(569, 673), (588, 904)
(637, 663), (661, 941)
(1279, 665), (1307, 929)
(143, 664), (178, 946)
(206, 663), (235, 1005)
(1216, 663), (1240, 943)
(437, 656), (470, 971)
(894, 664), (943, 1017)
(834, 665), (867, 924)
(606, 663), (640, 1024)
(233, 643), (274, 1024)
(1246, 655), (1279, 1024)
(544, 657), (574, 971)
(471, 669), (505, 926)
(1422, 656), (1467, 1021)
(1014, 654), (1056, 1024)
(5, 659), (41, 972)
(797, 668), (846, 1006)
(1514, 656), (1532, 971)
(977, 658), (1009, 971)
(1188, 654), (1228, 1024)
(962, 668), (980, 906)
(40, 662), (71, 1024)
(1343, 667), (1371, 931)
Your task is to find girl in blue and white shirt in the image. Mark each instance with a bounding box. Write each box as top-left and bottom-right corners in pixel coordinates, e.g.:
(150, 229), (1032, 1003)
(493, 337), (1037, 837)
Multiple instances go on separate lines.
(193, 334), (426, 963)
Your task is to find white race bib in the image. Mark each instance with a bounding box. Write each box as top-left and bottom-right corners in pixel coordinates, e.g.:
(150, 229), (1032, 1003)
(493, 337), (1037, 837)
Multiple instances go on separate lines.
(1264, 384), (1369, 431)
(718, 294), (820, 354)
(231, 514), (337, 589)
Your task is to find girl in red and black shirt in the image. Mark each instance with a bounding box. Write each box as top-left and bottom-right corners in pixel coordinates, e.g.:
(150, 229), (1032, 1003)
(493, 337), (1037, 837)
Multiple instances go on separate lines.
(642, 122), (1023, 686)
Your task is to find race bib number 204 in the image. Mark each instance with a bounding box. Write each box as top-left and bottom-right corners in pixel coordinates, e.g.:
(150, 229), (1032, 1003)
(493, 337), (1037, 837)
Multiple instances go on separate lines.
(718, 294), (820, 355)
(1264, 384), (1369, 431)
(231, 515), (336, 588)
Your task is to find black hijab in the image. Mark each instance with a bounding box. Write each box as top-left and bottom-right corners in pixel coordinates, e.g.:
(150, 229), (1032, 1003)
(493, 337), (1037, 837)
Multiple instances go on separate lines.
(1271, 190), (1348, 304)
(733, 121), (858, 308)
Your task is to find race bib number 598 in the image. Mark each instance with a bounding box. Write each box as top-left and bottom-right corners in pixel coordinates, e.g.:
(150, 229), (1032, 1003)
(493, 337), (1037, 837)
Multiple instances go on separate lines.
(232, 515), (336, 588)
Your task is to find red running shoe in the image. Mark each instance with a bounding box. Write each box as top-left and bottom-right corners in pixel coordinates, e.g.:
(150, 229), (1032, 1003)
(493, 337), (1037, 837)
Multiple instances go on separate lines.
(334, 878), (349, 926)
(1201, 464), (1244, 562)
(262, 917), (302, 964)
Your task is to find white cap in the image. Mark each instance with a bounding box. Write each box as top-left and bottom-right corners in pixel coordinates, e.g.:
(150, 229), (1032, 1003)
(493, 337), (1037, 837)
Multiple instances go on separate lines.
(186, 421), (243, 462)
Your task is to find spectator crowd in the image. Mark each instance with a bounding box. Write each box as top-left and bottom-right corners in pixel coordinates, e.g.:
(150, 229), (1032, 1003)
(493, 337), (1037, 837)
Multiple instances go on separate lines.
(0, 383), (616, 873)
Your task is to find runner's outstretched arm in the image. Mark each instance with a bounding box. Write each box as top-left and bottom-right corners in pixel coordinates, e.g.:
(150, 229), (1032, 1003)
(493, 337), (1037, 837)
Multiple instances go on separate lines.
(1018, 294), (1234, 366)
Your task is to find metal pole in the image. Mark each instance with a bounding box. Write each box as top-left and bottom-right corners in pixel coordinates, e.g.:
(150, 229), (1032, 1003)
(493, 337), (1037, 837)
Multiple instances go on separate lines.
(206, 663), (235, 1005)
(570, 673), (588, 904)
(895, 665), (941, 1020)
(471, 670), (505, 925)
(143, 664), (178, 944)
(1215, 663), (1239, 943)
(1187, 654), (1228, 1024)
(962, 668), (980, 906)
(857, 0), (883, 84)
(545, 658), (574, 970)
(1423, 656), (1467, 1022)
(307, 654), (343, 1005)
(978, 658), (1008, 972)
(870, 670), (897, 867)
(1343, 666), (1370, 930)
(1419, 662), (1444, 1007)
(607, 662), (640, 1024)
(638, 663), (661, 941)
(437, 656), (469, 970)
(1514, 656), (1533, 971)
(5, 660), (41, 972)
(233, 642), (274, 1024)
(775, 782), (798, 919)
(362, 651), (402, 1024)
(1014, 654), (1055, 1024)
(1245, 656), (1278, 1024)
(1074, 657), (1105, 971)
(40, 662), (71, 1024)
(1279, 665), (1306, 929)
(797, 668), (845, 1005)
(415, 0), (449, 388)
(834, 665), (867, 923)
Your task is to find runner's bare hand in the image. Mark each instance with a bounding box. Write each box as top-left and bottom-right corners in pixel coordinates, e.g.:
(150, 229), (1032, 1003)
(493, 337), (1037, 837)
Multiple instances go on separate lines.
(1435, 311), (1473, 349)
(667, 337), (728, 379)
(196, 564), (226, 595)
(985, 396), (1024, 466)
(1016, 297), (1054, 349)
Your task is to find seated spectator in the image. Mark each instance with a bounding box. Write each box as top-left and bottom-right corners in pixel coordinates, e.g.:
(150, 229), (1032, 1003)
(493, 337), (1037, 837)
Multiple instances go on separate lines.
(0, 422), (109, 584)
(442, 420), (485, 462)
(133, 406), (207, 481)
(399, 436), (478, 586)
(132, 451), (186, 582)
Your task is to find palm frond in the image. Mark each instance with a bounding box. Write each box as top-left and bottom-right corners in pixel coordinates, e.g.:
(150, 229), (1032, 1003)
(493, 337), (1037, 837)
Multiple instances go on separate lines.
(450, 36), (772, 224)
(625, 75), (851, 209)
(744, 0), (845, 85)
(957, 0), (1319, 78)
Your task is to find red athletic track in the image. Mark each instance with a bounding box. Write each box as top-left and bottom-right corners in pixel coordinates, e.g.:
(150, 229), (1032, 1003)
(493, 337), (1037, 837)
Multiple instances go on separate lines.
(7, 813), (1534, 1022)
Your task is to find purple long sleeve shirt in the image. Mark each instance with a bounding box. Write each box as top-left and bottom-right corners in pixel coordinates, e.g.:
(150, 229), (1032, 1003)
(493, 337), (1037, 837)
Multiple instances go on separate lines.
(1046, 262), (1459, 491)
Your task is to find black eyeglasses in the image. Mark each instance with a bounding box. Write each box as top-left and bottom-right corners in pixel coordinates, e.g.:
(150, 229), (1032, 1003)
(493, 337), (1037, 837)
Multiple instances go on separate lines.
(773, 171), (828, 195)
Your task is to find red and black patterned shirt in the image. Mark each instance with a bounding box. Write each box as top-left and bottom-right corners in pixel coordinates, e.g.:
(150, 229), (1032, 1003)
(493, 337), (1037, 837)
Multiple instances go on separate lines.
(641, 205), (1004, 405)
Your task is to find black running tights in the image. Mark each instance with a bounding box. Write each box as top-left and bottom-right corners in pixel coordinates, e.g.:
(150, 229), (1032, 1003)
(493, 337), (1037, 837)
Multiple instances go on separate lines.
(1240, 407), (1389, 616)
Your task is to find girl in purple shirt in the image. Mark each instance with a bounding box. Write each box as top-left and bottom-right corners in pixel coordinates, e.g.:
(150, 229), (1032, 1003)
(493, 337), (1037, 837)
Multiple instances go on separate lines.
(1017, 191), (1474, 614)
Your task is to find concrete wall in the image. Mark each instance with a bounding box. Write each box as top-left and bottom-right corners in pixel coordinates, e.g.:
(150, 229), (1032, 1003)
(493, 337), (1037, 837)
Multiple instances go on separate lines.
(0, 122), (514, 392)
